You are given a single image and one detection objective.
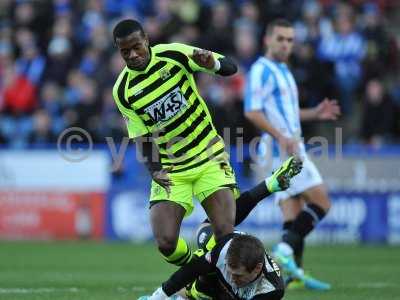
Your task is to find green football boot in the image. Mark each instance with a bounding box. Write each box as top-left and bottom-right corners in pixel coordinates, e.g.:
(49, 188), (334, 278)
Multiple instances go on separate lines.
(266, 156), (303, 192)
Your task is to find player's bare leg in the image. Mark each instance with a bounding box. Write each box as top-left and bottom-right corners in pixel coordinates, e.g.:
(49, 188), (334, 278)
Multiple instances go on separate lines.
(201, 188), (236, 240)
(150, 201), (191, 265)
(280, 197), (304, 223)
(302, 184), (331, 212)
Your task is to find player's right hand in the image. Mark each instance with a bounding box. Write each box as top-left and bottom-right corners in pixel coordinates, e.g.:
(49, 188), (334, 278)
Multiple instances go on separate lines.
(189, 49), (215, 69)
(278, 136), (299, 156)
(152, 166), (174, 196)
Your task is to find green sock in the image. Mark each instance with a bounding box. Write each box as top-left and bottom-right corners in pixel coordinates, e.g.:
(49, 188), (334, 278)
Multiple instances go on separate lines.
(163, 237), (192, 266)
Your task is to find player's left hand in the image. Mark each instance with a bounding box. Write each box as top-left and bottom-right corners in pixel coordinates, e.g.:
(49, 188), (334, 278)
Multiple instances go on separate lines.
(189, 49), (215, 69)
(315, 98), (341, 120)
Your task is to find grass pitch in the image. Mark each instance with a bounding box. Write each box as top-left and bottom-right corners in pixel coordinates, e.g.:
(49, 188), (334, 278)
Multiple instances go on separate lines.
(0, 241), (399, 300)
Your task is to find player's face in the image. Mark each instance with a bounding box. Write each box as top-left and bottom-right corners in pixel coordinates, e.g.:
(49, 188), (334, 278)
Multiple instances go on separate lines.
(116, 31), (150, 71)
(228, 263), (263, 288)
(265, 26), (294, 62)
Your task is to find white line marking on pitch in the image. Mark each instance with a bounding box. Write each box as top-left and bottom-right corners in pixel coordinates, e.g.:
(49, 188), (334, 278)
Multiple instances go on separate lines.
(0, 287), (81, 294)
(357, 282), (396, 288)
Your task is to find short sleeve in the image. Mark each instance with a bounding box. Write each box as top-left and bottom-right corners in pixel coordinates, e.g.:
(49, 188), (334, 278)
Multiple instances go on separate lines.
(244, 63), (273, 112)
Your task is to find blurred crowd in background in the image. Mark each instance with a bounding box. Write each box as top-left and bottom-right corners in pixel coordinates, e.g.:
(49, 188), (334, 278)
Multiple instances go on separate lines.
(0, 0), (399, 149)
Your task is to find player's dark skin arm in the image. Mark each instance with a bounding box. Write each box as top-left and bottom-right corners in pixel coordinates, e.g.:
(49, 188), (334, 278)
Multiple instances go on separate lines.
(190, 49), (237, 76)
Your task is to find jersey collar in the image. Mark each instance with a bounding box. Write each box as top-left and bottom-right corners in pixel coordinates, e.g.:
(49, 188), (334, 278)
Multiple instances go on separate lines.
(262, 56), (288, 68)
(143, 46), (155, 72)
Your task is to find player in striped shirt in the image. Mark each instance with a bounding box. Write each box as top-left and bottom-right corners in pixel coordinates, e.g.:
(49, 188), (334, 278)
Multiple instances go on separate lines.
(244, 19), (340, 290)
(112, 19), (240, 267)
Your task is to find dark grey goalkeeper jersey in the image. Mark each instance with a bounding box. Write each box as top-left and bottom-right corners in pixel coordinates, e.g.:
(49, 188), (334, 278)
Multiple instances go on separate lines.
(207, 237), (284, 300)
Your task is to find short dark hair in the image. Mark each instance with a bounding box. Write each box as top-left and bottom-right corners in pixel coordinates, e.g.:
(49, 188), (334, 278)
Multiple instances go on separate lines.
(113, 19), (145, 43)
(266, 18), (293, 36)
(227, 234), (265, 272)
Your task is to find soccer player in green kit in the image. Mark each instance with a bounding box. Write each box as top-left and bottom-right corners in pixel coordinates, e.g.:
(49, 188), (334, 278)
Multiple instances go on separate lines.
(112, 19), (300, 268)
(112, 18), (239, 267)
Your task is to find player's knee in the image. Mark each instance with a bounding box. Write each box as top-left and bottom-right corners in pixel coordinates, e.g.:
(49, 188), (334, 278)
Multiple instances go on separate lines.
(307, 194), (331, 214)
(309, 187), (331, 213)
(155, 234), (178, 256)
(316, 197), (331, 214)
(322, 199), (331, 213)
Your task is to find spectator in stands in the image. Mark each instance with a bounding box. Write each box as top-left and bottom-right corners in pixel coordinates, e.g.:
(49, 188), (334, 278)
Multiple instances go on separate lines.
(391, 77), (400, 141)
(317, 4), (366, 115)
(4, 29), (45, 115)
(294, 0), (333, 45)
(44, 35), (74, 86)
(98, 86), (126, 140)
(233, 21), (259, 71)
(292, 42), (336, 107)
(360, 2), (392, 82)
(361, 79), (394, 146)
(28, 109), (57, 147)
(40, 81), (65, 135)
(198, 1), (234, 55)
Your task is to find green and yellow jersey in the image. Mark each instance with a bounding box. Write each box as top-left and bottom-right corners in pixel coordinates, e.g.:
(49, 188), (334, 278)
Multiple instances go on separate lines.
(112, 43), (227, 173)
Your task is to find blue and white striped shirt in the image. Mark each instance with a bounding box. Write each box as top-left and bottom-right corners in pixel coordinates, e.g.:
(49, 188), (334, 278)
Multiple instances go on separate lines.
(245, 57), (302, 157)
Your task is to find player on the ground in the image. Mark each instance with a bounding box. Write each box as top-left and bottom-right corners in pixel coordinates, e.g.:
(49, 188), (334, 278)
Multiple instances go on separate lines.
(112, 19), (240, 267)
(139, 156), (302, 300)
(145, 233), (284, 300)
(244, 19), (340, 290)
